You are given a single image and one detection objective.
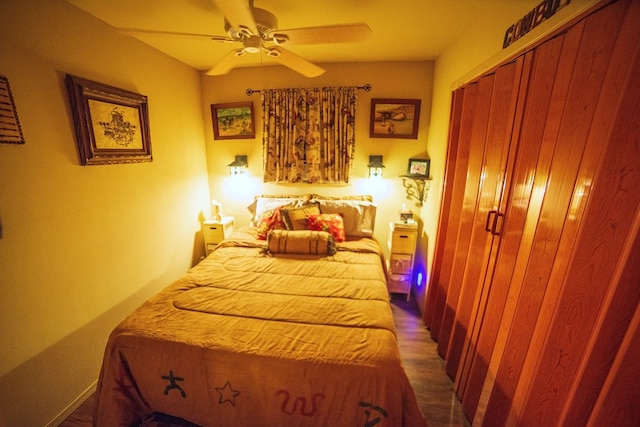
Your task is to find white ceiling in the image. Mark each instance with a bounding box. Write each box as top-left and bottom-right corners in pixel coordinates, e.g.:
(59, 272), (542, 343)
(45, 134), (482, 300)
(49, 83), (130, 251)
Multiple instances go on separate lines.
(65, 0), (521, 73)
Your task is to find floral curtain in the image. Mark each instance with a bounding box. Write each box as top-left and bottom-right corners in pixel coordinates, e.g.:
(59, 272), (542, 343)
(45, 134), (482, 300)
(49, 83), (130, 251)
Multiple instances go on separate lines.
(261, 86), (357, 183)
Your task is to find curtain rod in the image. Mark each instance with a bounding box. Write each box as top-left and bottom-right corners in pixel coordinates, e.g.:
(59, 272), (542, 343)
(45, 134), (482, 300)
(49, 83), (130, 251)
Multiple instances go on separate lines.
(246, 84), (371, 96)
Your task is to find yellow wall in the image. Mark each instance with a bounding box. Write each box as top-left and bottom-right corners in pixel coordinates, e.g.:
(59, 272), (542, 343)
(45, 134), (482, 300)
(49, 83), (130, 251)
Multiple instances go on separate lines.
(0, 0), (605, 424)
(201, 62), (433, 248)
(0, 0), (210, 425)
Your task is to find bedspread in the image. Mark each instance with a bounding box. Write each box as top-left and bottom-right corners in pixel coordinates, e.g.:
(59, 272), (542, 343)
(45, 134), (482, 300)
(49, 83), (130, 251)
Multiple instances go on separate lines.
(93, 231), (427, 426)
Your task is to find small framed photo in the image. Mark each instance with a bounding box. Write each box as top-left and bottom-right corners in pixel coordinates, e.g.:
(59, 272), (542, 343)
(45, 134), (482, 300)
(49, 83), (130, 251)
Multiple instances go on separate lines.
(66, 74), (152, 165)
(370, 98), (421, 139)
(408, 158), (430, 177)
(211, 102), (255, 140)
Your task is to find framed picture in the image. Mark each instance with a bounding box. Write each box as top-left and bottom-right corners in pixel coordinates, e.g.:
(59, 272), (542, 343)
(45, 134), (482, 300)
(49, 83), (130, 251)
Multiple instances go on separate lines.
(407, 158), (430, 177)
(66, 74), (152, 165)
(369, 98), (421, 139)
(0, 76), (25, 144)
(211, 102), (255, 140)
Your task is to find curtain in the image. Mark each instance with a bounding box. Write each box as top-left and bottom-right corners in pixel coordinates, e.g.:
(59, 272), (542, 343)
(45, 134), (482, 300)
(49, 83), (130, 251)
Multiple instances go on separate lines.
(261, 86), (357, 183)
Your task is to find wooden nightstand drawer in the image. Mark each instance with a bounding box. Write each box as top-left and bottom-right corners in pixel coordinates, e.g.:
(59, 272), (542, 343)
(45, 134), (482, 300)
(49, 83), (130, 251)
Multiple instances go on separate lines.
(203, 223), (226, 242)
(387, 273), (411, 295)
(390, 232), (417, 253)
(389, 253), (413, 274)
(203, 216), (235, 255)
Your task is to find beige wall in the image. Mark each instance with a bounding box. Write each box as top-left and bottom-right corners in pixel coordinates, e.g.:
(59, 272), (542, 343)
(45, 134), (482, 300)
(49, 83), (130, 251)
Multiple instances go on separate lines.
(0, 0), (209, 425)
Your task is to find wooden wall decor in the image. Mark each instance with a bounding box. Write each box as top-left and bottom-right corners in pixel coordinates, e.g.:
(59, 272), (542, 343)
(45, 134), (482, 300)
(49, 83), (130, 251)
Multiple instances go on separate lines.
(0, 76), (25, 144)
(425, 0), (640, 425)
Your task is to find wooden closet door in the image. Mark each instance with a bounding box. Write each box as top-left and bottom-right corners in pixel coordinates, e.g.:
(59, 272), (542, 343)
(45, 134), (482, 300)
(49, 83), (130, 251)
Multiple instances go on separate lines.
(520, 1), (640, 424)
(443, 57), (525, 388)
(464, 31), (571, 424)
(433, 80), (488, 360)
(482, 1), (637, 425)
(424, 87), (470, 341)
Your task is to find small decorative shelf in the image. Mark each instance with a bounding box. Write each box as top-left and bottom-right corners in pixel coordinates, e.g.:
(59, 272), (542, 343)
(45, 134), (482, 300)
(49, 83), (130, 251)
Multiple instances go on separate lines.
(400, 174), (432, 207)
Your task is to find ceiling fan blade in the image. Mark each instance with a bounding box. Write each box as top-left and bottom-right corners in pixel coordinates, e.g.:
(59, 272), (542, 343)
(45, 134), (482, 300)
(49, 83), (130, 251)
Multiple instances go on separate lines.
(271, 23), (371, 46)
(266, 46), (325, 78)
(211, 0), (258, 36)
(206, 49), (246, 76)
(118, 27), (235, 43)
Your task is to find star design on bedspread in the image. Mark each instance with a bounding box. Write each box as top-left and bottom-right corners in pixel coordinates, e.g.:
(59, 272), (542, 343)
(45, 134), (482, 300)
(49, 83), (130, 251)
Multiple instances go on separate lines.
(215, 381), (240, 407)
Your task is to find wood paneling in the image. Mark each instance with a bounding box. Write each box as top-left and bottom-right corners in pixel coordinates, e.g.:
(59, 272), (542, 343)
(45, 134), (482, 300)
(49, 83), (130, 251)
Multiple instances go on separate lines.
(424, 0), (640, 425)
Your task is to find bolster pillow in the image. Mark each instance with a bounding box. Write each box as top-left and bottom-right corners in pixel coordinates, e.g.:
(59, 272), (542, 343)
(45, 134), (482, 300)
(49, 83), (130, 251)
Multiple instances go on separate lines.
(266, 230), (337, 255)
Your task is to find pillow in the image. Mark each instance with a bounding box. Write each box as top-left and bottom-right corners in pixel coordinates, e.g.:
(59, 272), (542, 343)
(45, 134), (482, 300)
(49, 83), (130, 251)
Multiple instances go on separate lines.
(265, 229), (336, 255)
(307, 213), (346, 242)
(312, 194), (373, 202)
(247, 195), (311, 225)
(255, 207), (286, 240)
(311, 199), (377, 237)
(281, 203), (321, 230)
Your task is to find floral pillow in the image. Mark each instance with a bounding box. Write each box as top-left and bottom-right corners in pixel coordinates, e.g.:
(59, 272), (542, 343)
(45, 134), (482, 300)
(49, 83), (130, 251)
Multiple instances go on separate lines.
(255, 207), (286, 240)
(307, 213), (346, 242)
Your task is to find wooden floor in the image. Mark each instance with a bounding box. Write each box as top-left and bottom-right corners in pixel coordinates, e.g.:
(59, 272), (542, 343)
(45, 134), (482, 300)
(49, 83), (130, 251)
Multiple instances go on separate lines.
(60, 295), (470, 427)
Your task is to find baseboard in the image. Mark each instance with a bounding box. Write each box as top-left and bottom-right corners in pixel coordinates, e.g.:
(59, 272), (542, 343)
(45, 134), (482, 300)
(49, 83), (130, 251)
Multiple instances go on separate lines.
(46, 380), (97, 427)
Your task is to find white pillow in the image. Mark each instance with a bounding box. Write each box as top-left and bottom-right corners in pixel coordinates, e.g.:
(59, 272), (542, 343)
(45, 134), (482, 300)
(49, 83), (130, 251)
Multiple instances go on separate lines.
(247, 196), (309, 225)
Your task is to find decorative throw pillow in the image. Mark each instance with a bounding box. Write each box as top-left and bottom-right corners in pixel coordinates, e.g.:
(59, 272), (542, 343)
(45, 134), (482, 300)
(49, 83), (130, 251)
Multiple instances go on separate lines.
(265, 230), (337, 255)
(307, 213), (346, 242)
(311, 199), (377, 237)
(255, 207), (286, 240)
(281, 203), (321, 230)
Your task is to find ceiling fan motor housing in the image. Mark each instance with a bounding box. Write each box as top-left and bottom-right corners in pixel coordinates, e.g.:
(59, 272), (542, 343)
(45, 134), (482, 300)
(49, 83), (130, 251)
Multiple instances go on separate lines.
(224, 6), (278, 40)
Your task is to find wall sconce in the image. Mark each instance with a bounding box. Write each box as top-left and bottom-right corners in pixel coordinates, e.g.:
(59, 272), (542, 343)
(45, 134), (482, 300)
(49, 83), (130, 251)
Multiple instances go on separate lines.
(227, 155), (248, 175)
(367, 155), (385, 179)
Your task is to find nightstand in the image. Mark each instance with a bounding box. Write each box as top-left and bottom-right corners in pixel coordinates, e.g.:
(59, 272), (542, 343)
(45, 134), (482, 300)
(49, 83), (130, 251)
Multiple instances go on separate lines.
(387, 221), (418, 301)
(203, 216), (235, 255)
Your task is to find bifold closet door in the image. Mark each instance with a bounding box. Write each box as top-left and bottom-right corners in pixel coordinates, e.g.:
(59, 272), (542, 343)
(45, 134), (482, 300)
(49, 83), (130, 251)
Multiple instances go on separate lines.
(480, 0), (640, 425)
(433, 73), (495, 363)
(423, 87), (468, 342)
(444, 57), (526, 395)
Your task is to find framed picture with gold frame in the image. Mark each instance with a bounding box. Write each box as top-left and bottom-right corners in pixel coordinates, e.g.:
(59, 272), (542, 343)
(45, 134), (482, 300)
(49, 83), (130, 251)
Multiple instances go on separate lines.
(66, 74), (152, 165)
(369, 98), (421, 139)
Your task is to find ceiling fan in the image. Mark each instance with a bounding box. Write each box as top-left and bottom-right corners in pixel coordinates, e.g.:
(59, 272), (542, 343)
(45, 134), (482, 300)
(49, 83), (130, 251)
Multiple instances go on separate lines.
(121, 0), (371, 78)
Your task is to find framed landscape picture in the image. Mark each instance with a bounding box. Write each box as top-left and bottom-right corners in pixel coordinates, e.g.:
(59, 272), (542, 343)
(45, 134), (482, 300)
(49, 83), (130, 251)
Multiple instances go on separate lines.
(66, 74), (152, 165)
(211, 102), (255, 140)
(370, 98), (421, 139)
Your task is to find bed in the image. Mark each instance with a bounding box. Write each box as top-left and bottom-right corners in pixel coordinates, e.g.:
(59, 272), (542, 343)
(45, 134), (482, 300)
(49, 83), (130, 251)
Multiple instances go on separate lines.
(93, 195), (428, 426)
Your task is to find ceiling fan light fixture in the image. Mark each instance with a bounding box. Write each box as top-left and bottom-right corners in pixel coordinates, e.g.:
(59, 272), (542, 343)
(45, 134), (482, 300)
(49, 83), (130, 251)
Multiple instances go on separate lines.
(243, 36), (261, 53)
